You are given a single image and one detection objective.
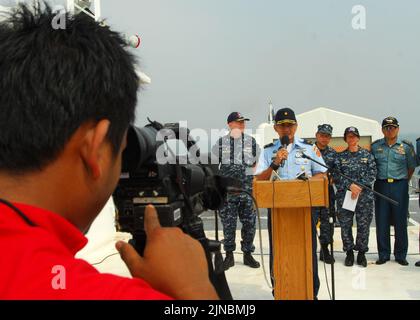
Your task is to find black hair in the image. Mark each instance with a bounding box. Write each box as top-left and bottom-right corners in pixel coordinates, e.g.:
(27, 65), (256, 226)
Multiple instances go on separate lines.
(0, 2), (139, 173)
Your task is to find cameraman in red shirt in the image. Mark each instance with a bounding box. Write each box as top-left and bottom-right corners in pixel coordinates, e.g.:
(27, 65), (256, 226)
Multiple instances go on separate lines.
(0, 4), (217, 300)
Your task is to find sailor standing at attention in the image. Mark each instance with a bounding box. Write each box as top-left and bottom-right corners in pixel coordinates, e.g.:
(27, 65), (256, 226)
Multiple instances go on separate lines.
(371, 117), (417, 266)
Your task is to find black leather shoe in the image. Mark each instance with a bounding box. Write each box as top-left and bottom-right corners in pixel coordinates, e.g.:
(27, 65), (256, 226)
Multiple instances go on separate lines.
(320, 244), (335, 264)
(396, 259), (409, 266)
(415, 261), (420, 267)
(223, 251), (234, 270)
(243, 252), (260, 268)
(375, 258), (389, 265)
(357, 252), (367, 267)
(344, 250), (354, 267)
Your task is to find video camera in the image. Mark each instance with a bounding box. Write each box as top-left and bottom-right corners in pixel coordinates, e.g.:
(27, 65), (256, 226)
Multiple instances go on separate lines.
(112, 118), (234, 299)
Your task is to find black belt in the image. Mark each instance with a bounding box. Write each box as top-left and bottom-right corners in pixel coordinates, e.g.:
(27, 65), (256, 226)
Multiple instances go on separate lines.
(377, 179), (405, 183)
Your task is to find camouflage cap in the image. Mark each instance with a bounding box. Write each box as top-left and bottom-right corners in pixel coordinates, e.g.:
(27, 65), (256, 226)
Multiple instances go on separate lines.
(317, 124), (333, 135)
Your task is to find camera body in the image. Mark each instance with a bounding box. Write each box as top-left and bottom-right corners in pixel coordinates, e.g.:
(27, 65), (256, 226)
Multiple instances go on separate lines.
(113, 119), (230, 253)
(112, 119), (234, 299)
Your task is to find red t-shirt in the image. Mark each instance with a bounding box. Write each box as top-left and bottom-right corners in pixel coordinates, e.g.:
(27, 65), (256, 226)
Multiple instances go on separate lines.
(0, 202), (172, 300)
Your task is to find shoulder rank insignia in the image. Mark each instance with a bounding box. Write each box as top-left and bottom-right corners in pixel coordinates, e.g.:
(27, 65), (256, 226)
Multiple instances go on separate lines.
(402, 139), (414, 148)
(302, 138), (313, 145)
(312, 145), (321, 157)
(264, 142), (274, 149)
(371, 139), (382, 146)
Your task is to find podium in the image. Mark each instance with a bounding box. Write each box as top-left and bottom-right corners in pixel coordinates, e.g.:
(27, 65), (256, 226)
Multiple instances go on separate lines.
(253, 178), (329, 300)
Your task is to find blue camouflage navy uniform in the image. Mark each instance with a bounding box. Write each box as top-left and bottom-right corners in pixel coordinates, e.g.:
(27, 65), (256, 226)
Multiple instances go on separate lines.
(334, 146), (377, 253)
(212, 133), (260, 253)
(371, 138), (417, 261)
(417, 138), (420, 208)
(314, 145), (337, 246)
(417, 137), (420, 165)
(255, 136), (327, 298)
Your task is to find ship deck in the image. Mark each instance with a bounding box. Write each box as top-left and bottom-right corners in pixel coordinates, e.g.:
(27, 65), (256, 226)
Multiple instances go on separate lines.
(76, 185), (420, 300)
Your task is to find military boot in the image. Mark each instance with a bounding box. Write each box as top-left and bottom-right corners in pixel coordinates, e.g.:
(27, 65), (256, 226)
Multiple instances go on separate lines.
(243, 252), (260, 268)
(223, 251), (234, 270)
(357, 251), (367, 267)
(344, 250), (354, 267)
(319, 243), (335, 264)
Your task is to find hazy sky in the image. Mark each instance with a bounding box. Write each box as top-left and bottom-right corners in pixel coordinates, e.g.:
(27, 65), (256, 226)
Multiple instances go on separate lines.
(3, 0), (418, 135)
(99, 0), (420, 135)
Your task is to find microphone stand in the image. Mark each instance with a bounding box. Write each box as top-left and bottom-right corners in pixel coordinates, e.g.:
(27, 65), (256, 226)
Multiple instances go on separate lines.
(298, 151), (398, 301)
(327, 171), (336, 300)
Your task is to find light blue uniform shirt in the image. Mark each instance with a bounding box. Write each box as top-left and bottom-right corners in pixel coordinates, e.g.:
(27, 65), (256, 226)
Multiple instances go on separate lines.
(371, 138), (417, 180)
(255, 136), (327, 180)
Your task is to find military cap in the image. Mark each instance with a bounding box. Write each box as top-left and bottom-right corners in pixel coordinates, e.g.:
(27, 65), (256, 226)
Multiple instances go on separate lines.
(275, 107), (297, 125)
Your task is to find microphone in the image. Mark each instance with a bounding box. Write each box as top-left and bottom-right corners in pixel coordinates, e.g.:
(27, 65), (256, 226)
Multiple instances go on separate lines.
(299, 151), (310, 160)
(296, 170), (308, 181)
(279, 135), (290, 167)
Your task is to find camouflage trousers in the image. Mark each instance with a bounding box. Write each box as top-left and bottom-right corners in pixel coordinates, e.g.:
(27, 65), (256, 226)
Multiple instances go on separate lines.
(313, 207), (333, 245)
(219, 192), (256, 253)
(337, 193), (374, 253)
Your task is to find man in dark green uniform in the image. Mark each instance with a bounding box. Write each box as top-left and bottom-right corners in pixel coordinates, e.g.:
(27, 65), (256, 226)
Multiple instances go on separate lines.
(371, 117), (417, 266)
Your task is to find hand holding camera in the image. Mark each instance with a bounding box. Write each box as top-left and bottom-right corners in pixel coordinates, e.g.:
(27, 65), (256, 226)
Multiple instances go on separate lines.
(116, 204), (218, 300)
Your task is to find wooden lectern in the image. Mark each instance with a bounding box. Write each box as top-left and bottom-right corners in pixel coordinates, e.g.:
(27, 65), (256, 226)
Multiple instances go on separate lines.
(253, 178), (329, 300)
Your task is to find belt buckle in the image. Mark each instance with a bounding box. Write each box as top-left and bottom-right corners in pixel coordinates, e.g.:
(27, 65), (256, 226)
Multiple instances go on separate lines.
(387, 178), (394, 183)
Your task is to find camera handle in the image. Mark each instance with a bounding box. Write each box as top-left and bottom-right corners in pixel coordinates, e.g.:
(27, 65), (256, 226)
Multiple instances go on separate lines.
(174, 166), (233, 300)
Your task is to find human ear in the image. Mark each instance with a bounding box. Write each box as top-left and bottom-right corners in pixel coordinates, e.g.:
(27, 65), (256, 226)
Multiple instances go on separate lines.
(80, 119), (111, 179)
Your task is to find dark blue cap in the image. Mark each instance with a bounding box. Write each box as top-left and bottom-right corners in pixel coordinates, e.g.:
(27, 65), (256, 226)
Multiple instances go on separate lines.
(382, 116), (399, 128)
(275, 107), (296, 125)
(344, 126), (360, 139)
(227, 112), (250, 123)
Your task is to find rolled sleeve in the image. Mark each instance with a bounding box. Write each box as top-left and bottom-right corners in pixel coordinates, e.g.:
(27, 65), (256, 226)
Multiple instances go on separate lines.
(255, 148), (270, 175)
